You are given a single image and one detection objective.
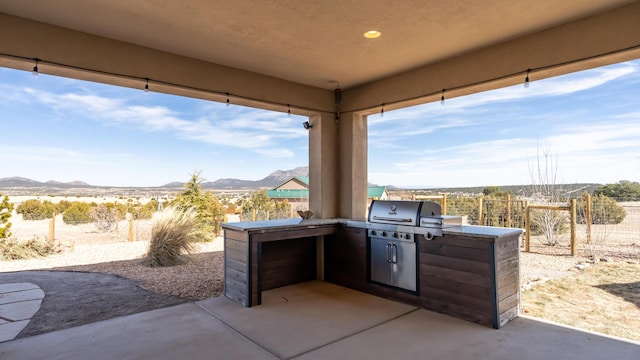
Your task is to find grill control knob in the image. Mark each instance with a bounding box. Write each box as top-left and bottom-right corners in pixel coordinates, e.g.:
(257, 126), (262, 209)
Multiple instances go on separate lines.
(371, 230), (377, 236)
(381, 231), (387, 237)
(392, 232), (398, 238)
(404, 233), (411, 240)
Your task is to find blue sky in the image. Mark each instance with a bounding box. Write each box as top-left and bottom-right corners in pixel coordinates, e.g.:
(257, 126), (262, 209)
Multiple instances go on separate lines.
(1, 60), (639, 188)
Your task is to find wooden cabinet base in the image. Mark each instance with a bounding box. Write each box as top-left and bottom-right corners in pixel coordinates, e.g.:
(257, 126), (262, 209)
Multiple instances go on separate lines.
(224, 222), (520, 329)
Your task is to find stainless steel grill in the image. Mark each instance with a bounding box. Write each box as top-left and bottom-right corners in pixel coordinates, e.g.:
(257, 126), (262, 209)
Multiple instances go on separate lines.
(367, 200), (462, 292)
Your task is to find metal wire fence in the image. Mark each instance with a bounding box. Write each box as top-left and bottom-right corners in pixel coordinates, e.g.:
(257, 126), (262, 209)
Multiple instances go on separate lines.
(9, 215), (154, 246)
(446, 195), (640, 260)
(7, 191), (637, 260)
(574, 200), (640, 260)
(240, 208), (296, 221)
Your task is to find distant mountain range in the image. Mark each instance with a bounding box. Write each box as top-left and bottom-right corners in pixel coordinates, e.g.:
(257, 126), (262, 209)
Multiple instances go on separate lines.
(0, 177), (91, 188)
(193, 166), (309, 189)
(0, 166), (310, 190)
(0, 168), (603, 195)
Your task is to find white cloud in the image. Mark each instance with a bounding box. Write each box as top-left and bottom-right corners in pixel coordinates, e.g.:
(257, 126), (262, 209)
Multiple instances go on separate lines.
(369, 119), (640, 187)
(0, 145), (130, 165)
(16, 87), (308, 158)
(254, 148), (296, 158)
(438, 63), (637, 111)
(369, 62), (638, 130)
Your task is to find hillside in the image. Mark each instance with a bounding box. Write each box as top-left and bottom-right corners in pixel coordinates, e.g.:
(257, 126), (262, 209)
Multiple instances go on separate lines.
(0, 166), (310, 191)
(411, 183), (602, 197)
(0, 177), (92, 189)
(163, 166), (309, 189)
(0, 169), (602, 196)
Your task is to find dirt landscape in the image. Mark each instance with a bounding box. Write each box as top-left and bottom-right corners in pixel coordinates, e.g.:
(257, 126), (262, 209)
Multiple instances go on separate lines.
(521, 261), (640, 342)
(2, 212), (225, 300)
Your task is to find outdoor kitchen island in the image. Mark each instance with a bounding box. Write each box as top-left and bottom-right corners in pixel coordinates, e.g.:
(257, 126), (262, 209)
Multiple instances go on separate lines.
(222, 217), (522, 329)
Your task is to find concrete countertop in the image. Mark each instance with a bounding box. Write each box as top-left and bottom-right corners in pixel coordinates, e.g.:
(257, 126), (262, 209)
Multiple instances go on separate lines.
(444, 225), (524, 239)
(222, 218), (347, 232)
(222, 219), (522, 239)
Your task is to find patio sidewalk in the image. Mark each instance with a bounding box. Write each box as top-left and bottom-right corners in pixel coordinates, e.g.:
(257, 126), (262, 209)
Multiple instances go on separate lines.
(0, 281), (638, 360)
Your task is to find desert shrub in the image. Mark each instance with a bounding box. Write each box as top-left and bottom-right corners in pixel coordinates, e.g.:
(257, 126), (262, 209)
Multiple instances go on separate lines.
(1, 194), (14, 239)
(576, 194), (626, 225)
(102, 202), (127, 220)
(241, 190), (281, 222)
(144, 207), (198, 267)
(447, 196), (478, 223)
(127, 199), (157, 220)
(0, 236), (59, 260)
(62, 202), (94, 224)
(16, 199), (56, 220)
(56, 200), (73, 213)
(90, 204), (117, 231)
(529, 209), (568, 245)
(272, 199), (292, 220)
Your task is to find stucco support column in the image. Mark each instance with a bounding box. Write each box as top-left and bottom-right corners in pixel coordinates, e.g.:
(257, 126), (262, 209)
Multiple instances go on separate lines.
(338, 112), (368, 220)
(308, 112), (338, 218)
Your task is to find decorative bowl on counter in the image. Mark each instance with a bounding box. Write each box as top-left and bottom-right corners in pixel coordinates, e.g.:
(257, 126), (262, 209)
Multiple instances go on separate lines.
(297, 210), (313, 219)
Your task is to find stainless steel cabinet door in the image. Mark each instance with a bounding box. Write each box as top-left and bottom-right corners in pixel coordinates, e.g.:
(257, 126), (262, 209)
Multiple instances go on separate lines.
(391, 240), (417, 291)
(370, 238), (392, 286)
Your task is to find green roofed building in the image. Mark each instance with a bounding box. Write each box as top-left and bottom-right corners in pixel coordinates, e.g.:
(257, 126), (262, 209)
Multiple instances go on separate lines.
(368, 186), (388, 199)
(268, 177), (387, 206)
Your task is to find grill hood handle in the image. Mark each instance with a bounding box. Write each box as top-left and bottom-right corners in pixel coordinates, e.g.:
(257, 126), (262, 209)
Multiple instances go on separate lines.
(372, 216), (413, 223)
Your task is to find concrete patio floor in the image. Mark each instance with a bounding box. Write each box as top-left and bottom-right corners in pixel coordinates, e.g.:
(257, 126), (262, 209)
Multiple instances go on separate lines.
(0, 281), (638, 360)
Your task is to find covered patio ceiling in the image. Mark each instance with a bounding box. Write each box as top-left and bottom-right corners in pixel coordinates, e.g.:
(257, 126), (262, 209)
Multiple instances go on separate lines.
(0, 0), (635, 90)
(1, 1), (639, 218)
(1, 0), (639, 113)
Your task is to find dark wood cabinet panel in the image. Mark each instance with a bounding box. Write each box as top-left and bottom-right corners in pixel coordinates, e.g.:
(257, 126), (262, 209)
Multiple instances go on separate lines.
(324, 226), (368, 292)
(223, 229), (249, 306)
(419, 232), (520, 328)
(260, 237), (316, 291)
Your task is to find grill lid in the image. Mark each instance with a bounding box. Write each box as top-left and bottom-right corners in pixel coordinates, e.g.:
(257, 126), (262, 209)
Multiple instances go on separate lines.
(420, 201), (442, 217)
(368, 200), (426, 226)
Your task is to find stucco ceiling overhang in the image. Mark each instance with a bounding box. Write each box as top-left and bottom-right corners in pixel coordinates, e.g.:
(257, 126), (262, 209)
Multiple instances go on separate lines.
(1, 0), (639, 114)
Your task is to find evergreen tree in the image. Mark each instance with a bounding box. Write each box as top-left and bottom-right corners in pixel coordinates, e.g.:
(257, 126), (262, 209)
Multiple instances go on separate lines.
(172, 172), (224, 241)
(0, 193), (14, 239)
(594, 180), (640, 200)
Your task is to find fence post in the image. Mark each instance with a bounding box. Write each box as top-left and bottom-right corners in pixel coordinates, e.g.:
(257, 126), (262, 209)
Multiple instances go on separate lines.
(506, 194), (511, 228)
(48, 212), (56, 241)
(290, 203), (295, 218)
(478, 197), (484, 226)
(441, 193), (447, 215)
(585, 193), (592, 245)
(570, 198), (577, 256)
(525, 206), (531, 252)
(252, 209), (256, 221)
(129, 216), (134, 242)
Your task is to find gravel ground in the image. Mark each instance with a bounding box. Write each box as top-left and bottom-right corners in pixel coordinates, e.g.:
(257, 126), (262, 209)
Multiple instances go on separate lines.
(520, 251), (585, 287)
(1, 239), (225, 300)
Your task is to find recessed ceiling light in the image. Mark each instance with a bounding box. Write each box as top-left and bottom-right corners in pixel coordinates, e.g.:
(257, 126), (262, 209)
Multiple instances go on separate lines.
(364, 30), (381, 39)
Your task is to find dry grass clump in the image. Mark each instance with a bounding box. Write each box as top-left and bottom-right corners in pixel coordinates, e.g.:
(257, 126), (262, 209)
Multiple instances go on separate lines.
(144, 207), (198, 267)
(0, 236), (59, 261)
